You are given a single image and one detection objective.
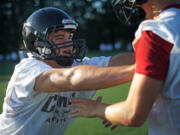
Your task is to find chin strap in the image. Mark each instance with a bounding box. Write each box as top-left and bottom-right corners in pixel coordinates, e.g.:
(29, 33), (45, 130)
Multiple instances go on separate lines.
(55, 56), (74, 66)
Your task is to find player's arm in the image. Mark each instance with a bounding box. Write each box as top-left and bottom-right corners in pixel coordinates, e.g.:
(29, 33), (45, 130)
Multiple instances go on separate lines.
(69, 73), (162, 126)
(108, 53), (135, 66)
(103, 73), (163, 126)
(34, 64), (135, 92)
(103, 31), (173, 126)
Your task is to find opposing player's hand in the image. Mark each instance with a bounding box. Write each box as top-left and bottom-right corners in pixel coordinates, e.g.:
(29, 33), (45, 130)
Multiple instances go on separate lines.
(102, 119), (118, 131)
(69, 96), (107, 118)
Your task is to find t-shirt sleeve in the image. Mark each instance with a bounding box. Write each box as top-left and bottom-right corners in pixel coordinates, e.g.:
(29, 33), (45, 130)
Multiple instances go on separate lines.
(135, 31), (173, 80)
(14, 59), (53, 99)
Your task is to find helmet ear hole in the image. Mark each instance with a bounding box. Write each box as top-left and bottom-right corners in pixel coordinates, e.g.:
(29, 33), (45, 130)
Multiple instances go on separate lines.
(35, 41), (53, 57)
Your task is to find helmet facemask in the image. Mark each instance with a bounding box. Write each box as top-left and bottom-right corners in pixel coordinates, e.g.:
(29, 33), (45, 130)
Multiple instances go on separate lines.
(31, 25), (87, 67)
(112, 0), (147, 25)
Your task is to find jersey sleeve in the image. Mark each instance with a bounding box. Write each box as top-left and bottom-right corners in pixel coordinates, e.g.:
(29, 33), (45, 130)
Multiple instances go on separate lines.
(135, 31), (173, 80)
(13, 59), (53, 99)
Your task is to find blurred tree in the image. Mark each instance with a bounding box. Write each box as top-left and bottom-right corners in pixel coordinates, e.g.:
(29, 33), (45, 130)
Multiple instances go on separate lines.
(0, 0), (36, 54)
(0, 0), (137, 54)
(0, 1), (13, 54)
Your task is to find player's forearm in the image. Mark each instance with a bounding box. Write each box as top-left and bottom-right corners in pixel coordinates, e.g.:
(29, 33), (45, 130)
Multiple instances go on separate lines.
(108, 53), (135, 66)
(103, 102), (144, 127)
(68, 64), (135, 91)
(36, 64), (135, 92)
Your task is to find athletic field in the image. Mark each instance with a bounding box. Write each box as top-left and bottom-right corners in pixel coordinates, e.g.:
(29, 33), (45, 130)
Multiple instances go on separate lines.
(0, 52), (148, 135)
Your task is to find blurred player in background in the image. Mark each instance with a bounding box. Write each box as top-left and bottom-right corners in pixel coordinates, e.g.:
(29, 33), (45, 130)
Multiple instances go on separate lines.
(0, 7), (135, 135)
(69, 0), (180, 134)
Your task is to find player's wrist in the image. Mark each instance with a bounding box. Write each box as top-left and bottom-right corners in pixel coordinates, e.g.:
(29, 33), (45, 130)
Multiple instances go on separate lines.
(95, 103), (108, 119)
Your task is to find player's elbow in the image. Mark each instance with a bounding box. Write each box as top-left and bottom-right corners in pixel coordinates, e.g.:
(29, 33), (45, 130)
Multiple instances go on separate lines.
(126, 113), (146, 127)
(109, 111), (146, 127)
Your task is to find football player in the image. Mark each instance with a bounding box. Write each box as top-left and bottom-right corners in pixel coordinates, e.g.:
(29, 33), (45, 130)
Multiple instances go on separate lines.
(0, 7), (134, 135)
(69, 0), (180, 134)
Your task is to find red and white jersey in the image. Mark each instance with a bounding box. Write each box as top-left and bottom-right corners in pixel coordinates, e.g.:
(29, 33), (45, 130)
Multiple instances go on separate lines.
(135, 5), (180, 135)
(0, 56), (111, 135)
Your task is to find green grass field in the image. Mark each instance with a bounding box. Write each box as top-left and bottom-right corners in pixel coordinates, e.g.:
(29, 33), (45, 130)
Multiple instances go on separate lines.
(0, 52), (148, 135)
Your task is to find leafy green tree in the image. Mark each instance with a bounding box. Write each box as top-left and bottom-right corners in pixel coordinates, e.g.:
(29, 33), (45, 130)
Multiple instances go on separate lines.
(0, 0), (137, 54)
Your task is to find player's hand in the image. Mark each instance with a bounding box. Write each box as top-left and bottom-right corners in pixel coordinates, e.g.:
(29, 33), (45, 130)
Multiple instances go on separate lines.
(102, 119), (118, 131)
(69, 96), (107, 118)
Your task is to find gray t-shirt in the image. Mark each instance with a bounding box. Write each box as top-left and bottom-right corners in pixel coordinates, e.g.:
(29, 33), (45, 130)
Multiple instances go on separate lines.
(0, 56), (111, 135)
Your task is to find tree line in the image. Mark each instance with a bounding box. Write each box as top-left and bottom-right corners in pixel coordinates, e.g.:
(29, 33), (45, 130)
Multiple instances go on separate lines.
(0, 0), (137, 54)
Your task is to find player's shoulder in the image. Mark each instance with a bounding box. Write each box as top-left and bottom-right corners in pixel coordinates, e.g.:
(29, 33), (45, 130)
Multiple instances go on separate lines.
(16, 58), (39, 69)
(15, 57), (51, 73)
(160, 6), (180, 19)
(136, 13), (179, 45)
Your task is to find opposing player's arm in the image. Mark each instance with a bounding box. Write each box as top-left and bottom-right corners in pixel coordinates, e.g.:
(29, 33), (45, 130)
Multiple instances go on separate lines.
(34, 65), (135, 92)
(103, 73), (163, 126)
(104, 31), (171, 126)
(108, 53), (135, 67)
